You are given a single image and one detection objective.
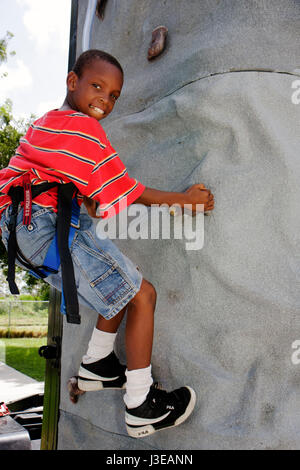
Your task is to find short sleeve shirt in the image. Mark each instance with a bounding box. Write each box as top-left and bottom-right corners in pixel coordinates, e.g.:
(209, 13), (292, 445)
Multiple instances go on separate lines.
(0, 109), (145, 218)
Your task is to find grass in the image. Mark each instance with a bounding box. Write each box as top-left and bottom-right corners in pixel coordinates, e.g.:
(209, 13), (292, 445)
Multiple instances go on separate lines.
(0, 299), (49, 337)
(0, 337), (46, 381)
(0, 300), (49, 380)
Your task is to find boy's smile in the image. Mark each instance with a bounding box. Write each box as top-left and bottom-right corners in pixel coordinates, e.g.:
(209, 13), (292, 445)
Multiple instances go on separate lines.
(65, 59), (123, 120)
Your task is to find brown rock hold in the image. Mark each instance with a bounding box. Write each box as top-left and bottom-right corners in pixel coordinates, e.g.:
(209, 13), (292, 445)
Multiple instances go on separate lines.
(67, 376), (86, 404)
(96, 0), (108, 20)
(148, 26), (168, 60)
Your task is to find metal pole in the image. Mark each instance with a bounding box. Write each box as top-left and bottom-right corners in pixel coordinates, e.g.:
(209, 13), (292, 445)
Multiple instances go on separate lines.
(68, 0), (79, 73)
(40, 288), (63, 450)
(8, 301), (11, 338)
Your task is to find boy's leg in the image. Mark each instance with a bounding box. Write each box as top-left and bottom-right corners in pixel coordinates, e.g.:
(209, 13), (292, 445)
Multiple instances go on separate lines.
(78, 278), (156, 394)
(78, 276), (196, 438)
(81, 276), (155, 367)
(95, 305), (127, 333)
(82, 306), (127, 363)
(95, 278), (155, 369)
(125, 279), (155, 370)
(123, 279), (156, 409)
(96, 277), (196, 439)
(77, 306), (128, 391)
(121, 280), (196, 439)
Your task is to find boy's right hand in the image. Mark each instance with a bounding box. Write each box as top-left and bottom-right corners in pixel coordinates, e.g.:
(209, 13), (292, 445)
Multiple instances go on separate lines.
(184, 184), (214, 213)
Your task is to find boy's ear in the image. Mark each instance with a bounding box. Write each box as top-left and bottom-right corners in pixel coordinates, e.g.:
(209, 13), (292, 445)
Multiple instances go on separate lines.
(66, 71), (78, 91)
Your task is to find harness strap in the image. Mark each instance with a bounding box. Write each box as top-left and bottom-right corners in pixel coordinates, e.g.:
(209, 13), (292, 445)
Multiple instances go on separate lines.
(7, 182), (59, 293)
(56, 183), (80, 324)
(37, 202), (78, 317)
(6, 187), (21, 294)
(23, 173), (32, 226)
(6, 180), (81, 325)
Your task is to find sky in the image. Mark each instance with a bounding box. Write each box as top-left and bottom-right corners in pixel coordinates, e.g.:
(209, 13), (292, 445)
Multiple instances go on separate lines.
(0, 0), (72, 121)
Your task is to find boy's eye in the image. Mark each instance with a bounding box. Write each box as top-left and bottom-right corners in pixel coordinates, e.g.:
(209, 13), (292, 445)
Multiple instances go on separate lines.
(111, 94), (118, 101)
(92, 83), (101, 89)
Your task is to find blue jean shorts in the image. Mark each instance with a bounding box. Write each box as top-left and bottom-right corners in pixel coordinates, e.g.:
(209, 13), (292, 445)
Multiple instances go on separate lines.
(0, 204), (143, 320)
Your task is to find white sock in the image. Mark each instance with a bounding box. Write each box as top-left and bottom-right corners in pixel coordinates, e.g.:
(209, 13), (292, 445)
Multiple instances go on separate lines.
(82, 327), (117, 364)
(123, 365), (153, 409)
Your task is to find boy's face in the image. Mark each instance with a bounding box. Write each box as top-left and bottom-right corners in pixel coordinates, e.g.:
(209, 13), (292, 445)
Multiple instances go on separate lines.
(66, 59), (123, 120)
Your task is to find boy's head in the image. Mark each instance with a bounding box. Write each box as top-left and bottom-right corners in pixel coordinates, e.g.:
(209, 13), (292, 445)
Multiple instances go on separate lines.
(66, 50), (124, 121)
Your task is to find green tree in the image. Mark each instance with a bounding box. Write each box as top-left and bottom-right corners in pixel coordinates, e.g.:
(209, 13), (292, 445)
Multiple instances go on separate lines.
(0, 99), (31, 166)
(0, 31), (15, 78)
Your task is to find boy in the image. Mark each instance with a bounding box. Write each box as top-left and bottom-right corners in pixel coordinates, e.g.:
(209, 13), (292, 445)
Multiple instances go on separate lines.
(0, 50), (214, 438)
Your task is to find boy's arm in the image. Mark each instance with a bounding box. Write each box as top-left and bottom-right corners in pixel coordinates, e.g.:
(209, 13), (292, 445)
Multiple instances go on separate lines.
(134, 184), (214, 213)
(83, 196), (101, 218)
(83, 184), (214, 218)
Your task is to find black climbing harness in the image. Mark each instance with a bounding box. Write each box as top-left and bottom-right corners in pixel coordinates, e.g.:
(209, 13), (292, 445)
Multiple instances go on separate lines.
(5, 178), (81, 325)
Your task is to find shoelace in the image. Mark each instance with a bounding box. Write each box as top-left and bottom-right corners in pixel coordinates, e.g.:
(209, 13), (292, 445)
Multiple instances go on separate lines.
(150, 382), (184, 407)
(149, 382), (173, 408)
(152, 382), (163, 390)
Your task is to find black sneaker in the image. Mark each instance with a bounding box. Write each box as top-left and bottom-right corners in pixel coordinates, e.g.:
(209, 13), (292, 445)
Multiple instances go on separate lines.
(78, 351), (126, 391)
(125, 383), (196, 438)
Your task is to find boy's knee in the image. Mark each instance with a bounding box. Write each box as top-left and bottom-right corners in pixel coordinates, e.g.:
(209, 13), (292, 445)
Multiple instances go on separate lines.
(143, 279), (157, 304)
(131, 279), (157, 307)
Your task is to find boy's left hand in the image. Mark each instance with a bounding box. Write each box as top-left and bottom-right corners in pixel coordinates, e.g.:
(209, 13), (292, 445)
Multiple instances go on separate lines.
(184, 183), (215, 214)
(83, 196), (101, 218)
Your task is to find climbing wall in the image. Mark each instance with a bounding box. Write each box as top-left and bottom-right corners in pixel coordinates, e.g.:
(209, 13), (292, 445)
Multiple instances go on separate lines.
(57, 0), (300, 449)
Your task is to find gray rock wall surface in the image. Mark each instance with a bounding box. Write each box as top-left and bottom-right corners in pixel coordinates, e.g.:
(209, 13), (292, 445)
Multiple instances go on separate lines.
(57, 0), (300, 449)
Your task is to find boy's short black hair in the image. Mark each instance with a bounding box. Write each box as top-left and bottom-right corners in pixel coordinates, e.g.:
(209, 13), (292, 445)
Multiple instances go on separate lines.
(72, 49), (123, 78)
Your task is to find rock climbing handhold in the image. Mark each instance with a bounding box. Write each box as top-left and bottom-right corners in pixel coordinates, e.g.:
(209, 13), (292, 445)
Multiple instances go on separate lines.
(148, 26), (168, 60)
(96, 0), (108, 20)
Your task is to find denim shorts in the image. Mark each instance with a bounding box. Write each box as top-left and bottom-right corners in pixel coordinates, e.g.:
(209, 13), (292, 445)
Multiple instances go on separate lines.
(0, 204), (143, 320)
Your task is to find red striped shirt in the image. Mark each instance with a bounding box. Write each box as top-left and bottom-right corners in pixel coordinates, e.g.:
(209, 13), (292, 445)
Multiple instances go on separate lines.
(0, 109), (145, 218)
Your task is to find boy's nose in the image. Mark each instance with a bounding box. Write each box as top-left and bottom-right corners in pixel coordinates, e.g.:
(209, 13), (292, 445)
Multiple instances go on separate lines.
(99, 95), (109, 105)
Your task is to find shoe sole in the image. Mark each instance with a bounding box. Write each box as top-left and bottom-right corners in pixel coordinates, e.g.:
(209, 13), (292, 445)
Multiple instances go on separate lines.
(125, 386), (196, 439)
(78, 376), (126, 391)
(78, 364), (126, 391)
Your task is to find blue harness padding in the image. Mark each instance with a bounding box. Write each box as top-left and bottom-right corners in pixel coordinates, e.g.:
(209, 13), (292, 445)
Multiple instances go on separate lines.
(30, 197), (80, 316)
